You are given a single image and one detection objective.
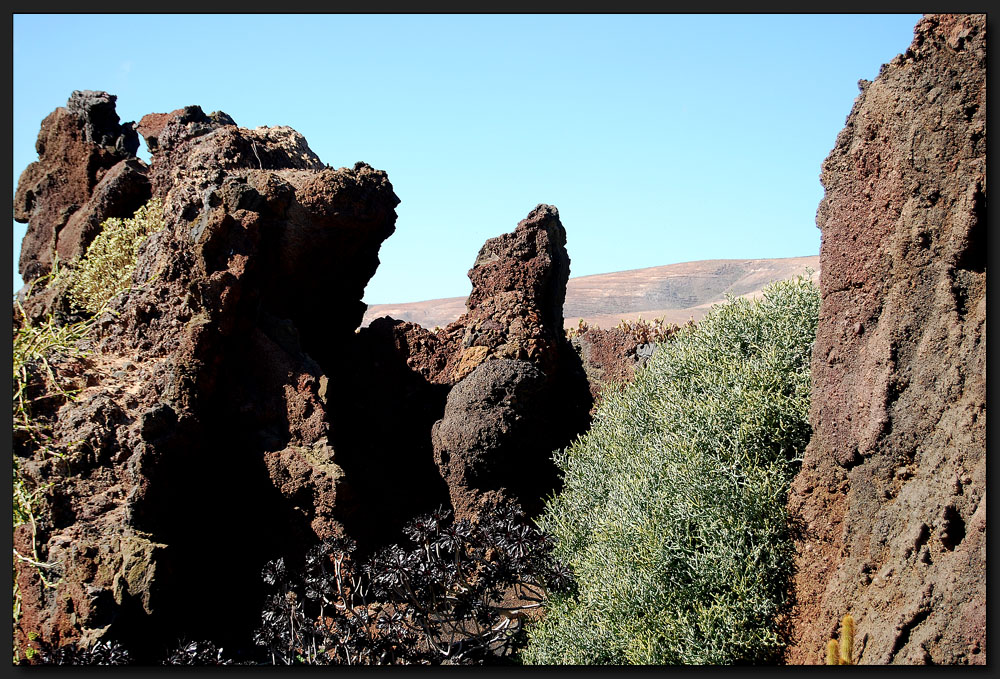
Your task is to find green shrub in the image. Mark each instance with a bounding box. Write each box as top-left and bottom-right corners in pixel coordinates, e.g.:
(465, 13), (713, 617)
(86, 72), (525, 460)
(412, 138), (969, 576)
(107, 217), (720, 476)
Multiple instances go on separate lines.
(524, 277), (820, 665)
(68, 198), (164, 314)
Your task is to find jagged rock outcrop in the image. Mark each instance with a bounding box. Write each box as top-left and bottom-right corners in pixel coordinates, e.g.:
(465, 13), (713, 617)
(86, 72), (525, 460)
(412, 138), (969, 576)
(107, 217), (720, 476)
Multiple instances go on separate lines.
(786, 14), (985, 665)
(14, 99), (400, 659)
(14, 95), (592, 662)
(428, 205), (593, 518)
(13, 91), (151, 323)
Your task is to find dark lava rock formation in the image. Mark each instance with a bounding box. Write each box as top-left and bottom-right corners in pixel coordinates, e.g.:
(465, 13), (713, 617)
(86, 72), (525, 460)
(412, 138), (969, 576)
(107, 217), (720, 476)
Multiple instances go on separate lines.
(14, 91), (151, 324)
(356, 205), (592, 523)
(13, 93), (591, 662)
(429, 206), (593, 519)
(785, 14), (985, 664)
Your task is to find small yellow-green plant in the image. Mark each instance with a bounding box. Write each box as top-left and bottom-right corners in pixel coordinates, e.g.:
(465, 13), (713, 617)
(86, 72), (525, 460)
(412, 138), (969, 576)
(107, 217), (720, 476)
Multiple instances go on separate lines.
(67, 198), (164, 314)
(12, 267), (98, 661)
(565, 318), (590, 340)
(826, 614), (855, 665)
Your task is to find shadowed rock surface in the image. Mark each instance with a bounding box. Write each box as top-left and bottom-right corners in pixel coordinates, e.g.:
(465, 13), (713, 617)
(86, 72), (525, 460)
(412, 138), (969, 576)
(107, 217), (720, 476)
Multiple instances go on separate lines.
(785, 14), (985, 665)
(14, 99), (399, 660)
(14, 97), (592, 662)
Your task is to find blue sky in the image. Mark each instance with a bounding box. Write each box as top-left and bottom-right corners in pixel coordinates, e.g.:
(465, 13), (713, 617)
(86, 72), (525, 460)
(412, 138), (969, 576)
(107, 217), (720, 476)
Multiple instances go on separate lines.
(13, 14), (922, 305)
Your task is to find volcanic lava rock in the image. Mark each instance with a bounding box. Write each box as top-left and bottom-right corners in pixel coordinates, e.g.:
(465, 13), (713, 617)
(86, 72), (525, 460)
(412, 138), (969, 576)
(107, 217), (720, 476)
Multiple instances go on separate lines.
(570, 326), (648, 408)
(14, 90), (146, 282)
(427, 205), (593, 519)
(13, 93), (592, 663)
(785, 14), (985, 665)
(431, 359), (550, 519)
(13, 91), (151, 323)
(450, 204), (573, 381)
(13, 99), (399, 660)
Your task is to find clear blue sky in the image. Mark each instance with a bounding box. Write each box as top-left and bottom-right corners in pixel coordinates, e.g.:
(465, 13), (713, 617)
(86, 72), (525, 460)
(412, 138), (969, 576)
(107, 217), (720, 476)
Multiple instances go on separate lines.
(13, 14), (922, 305)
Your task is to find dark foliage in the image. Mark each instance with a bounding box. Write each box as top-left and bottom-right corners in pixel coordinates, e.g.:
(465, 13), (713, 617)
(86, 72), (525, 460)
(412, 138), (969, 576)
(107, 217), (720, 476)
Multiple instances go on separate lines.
(23, 499), (573, 665)
(162, 639), (235, 665)
(35, 639), (132, 665)
(252, 499), (575, 665)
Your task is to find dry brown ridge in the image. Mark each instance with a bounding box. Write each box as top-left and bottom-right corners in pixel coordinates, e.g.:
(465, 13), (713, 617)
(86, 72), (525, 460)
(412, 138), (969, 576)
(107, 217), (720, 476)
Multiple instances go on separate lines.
(363, 255), (821, 331)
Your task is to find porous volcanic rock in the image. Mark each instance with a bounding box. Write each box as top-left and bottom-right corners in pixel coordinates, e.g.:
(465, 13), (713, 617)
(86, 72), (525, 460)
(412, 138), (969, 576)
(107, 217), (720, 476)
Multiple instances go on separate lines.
(13, 91), (151, 324)
(14, 90), (147, 285)
(13, 95), (592, 663)
(432, 359), (550, 519)
(428, 205), (593, 519)
(570, 326), (647, 408)
(13, 99), (399, 660)
(785, 14), (985, 665)
(452, 204), (573, 381)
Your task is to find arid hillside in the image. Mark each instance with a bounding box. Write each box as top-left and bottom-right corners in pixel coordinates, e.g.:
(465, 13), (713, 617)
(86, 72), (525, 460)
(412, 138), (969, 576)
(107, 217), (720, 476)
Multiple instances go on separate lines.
(363, 255), (820, 330)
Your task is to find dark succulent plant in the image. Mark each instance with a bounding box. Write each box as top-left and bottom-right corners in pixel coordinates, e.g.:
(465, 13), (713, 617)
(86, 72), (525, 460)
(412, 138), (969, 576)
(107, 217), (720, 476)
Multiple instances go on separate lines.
(36, 639), (132, 665)
(21, 499), (574, 666)
(253, 498), (575, 665)
(163, 639), (234, 665)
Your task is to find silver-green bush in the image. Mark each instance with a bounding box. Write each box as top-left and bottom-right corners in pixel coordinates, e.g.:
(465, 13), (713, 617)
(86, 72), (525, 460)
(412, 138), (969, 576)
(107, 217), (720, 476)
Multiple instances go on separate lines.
(524, 277), (820, 665)
(68, 198), (164, 314)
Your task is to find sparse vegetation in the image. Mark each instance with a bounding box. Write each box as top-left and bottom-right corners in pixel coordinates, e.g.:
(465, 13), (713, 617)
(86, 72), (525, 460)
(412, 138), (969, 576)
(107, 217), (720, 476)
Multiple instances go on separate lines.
(12, 289), (95, 662)
(525, 278), (820, 665)
(12, 199), (163, 662)
(566, 315), (690, 344)
(253, 500), (573, 665)
(67, 197), (164, 314)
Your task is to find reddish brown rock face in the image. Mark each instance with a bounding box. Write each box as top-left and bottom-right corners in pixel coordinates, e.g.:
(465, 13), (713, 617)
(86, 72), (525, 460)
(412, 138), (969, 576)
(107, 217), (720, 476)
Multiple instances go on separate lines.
(452, 204), (571, 381)
(785, 14), (985, 665)
(13, 99), (400, 660)
(570, 326), (647, 408)
(427, 205), (593, 520)
(13, 87), (595, 661)
(14, 90), (148, 285)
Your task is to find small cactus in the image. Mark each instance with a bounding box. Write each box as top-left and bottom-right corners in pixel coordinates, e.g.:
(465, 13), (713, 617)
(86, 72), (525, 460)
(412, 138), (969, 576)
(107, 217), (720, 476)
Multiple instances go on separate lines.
(826, 614), (855, 665)
(826, 639), (840, 665)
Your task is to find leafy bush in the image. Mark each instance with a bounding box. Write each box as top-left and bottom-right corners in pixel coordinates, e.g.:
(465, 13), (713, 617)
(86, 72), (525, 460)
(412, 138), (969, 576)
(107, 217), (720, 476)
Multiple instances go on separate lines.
(524, 278), (820, 665)
(67, 198), (164, 314)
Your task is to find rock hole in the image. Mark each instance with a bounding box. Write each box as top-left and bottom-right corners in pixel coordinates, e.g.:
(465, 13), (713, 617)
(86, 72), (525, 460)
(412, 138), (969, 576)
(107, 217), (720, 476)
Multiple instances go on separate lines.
(955, 183), (985, 274)
(939, 504), (966, 550)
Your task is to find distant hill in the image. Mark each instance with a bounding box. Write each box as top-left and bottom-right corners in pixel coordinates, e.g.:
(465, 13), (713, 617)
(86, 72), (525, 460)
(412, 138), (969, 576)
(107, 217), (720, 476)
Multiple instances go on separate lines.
(362, 255), (820, 330)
